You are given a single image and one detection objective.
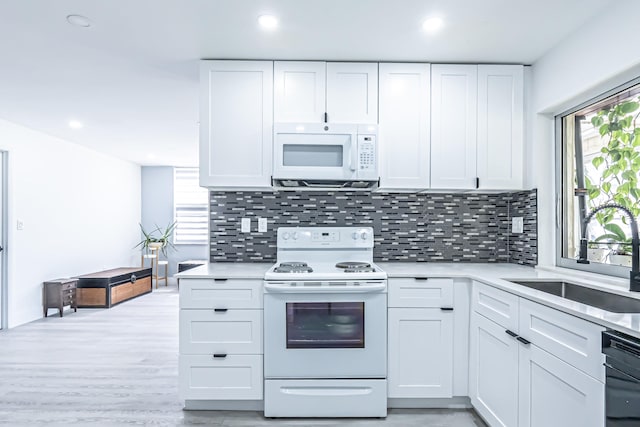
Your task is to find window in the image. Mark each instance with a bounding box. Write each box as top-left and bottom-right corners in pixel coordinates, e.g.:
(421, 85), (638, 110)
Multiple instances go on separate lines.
(557, 78), (640, 277)
(174, 168), (208, 245)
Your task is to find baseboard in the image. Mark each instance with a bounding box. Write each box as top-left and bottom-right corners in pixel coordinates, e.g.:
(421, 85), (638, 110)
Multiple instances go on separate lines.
(183, 400), (264, 411)
(388, 396), (472, 409)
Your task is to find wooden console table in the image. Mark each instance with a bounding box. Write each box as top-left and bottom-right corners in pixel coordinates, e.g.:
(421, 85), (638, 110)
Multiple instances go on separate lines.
(76, 267), (152, 308)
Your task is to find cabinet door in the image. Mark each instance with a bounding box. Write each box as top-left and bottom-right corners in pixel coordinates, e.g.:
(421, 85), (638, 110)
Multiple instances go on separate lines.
(378, 63), (430, 190)
(274, 61), (326, 123)
(430, 64), (478, 189)
(477, 65), (524, 189)
(518, 344), (604, 427)
(199, 60), (273, 188)
(326, 62), (378, 124)
(469, 312), (519, 427)
(388, 308), (453, 398)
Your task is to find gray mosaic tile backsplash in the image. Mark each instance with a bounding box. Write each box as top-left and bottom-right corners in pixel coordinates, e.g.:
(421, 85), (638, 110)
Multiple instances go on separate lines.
(209, 189), (537, 265)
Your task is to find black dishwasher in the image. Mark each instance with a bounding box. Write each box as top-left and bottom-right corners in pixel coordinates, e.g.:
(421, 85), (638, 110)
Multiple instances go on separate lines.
(603, 330), (640, 426)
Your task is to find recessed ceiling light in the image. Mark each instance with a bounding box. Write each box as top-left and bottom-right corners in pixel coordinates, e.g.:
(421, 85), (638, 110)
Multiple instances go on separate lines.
(66, 14), (92, 28)
(422, 16), (444, 33)
(258, 14), (278, 30)
(68, 120), (83, 129)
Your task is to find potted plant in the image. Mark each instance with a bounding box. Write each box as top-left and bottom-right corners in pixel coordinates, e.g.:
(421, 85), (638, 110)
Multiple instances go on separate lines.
(594, 223), (633, 267)
(135, 221), (177, 257)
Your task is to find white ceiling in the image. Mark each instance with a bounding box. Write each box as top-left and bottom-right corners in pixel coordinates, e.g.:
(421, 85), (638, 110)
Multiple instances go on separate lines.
(0, 0), (611, 167)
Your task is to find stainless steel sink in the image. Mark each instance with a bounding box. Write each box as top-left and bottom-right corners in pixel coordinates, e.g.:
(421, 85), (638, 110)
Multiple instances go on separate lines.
(505, 280), (640, 313)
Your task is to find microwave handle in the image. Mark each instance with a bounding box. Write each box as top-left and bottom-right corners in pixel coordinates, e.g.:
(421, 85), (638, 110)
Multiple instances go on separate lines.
(350, 138), (358, 172)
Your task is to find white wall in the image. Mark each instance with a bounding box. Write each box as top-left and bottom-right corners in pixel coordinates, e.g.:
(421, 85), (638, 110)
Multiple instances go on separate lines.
(529, 0), (640, 266)
(0, 119), (141, 328)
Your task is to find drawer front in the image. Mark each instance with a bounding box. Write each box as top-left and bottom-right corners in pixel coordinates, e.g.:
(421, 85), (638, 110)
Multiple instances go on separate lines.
(180, 309), (262, 354)
(472, 281), (519, 331)
(388, 278), (454, 308)
(179, 354), (263, 400)
(180, 279), (262, 309)
(519, 298), (605, 381)
(61, 282), (76, 291)
(111, 282), (134, 305)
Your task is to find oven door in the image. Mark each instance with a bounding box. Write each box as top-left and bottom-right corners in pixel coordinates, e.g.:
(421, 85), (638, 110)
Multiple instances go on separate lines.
(273, 123), (358, 180)
(264, 287), (387, 379)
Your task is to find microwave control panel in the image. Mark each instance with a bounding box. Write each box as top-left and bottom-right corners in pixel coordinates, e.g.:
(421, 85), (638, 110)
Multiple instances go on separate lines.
(358, 135), (376, 171)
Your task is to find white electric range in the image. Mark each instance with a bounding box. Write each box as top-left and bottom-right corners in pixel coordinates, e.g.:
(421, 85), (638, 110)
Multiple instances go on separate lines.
(263, 226), (388, 418)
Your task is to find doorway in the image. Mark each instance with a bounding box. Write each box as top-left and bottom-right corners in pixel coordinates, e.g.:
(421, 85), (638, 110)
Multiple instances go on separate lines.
(0, 151), (6, 329)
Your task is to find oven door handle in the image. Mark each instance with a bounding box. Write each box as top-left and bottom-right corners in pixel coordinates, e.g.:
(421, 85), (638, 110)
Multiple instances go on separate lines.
(263, 283), (386, 293)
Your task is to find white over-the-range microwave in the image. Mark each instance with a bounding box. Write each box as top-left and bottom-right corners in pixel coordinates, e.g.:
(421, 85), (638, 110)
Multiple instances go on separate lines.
(272, 123), (379, 190)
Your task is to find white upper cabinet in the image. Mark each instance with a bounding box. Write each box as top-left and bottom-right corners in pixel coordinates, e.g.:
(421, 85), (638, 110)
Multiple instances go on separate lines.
(431, 64), (524, 190)
(274, 61), (378, 124)
(274, 62), (326, 123)
(199, 60), (273, 189)
(378, 63), (431, 190)
(430, 64), (478, 189)
(477, 65), (524, 190)
(326, 62), (378, 123)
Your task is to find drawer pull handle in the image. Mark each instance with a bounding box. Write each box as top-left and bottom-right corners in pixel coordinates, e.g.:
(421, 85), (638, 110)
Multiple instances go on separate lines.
(414, 277), (429, 281)
(214, 279), (228, 282)
(213, 353), (227, 359)
(505, 330), (518, 338)
(516, 336), (531, 345)
(214, 308), (228, 313)
(440, 307), (454, 311)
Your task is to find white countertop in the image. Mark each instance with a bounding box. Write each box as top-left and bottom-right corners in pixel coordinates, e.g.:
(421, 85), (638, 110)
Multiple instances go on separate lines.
(174, 262), (272, 279)
(378, 262), (640, 339)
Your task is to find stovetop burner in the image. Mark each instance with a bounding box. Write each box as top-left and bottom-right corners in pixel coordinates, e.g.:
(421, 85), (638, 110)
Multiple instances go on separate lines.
(274, 262), (313, 273)
(336, 262), (372, 269)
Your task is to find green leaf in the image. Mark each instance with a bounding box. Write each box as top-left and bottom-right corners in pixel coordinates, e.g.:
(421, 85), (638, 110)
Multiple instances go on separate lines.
(588, 188), (601, 199)
(622, 170), (637, 181)
(602, 181), (612, 193)
(604, 223), (626, 240)
(592, 156), (604, 169)
(591, 116), (604, 127)
(599, 124), (610, 136)
(620, 101), (639, 115)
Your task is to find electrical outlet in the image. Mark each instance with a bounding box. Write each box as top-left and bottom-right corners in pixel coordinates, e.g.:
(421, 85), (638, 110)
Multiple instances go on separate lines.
(16, 220), (24, 230)
(241, 218), (251, 233)
(512, 217), (524, 234)
(258, 217), (268, 233)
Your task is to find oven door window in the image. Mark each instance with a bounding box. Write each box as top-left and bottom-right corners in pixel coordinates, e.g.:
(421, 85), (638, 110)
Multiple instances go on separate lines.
(286, 302), (364, 349)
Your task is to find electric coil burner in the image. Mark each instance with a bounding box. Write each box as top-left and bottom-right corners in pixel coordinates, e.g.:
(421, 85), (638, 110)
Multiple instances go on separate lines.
(263, 226), (388, 418)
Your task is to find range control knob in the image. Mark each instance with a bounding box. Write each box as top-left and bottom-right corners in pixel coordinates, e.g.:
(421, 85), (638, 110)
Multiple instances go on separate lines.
(352, 232), (359, 240)
(282, 232), (290, 240)
(292, 232), (298, 240)
(361, 232), (368, 240)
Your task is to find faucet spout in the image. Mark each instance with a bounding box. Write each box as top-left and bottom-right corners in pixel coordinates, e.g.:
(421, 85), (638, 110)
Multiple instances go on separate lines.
(577, 203), (640, 291)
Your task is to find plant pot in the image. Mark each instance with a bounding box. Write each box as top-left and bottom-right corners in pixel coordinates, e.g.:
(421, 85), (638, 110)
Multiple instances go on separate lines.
(587, 248), (609, 264)
(609, 254), (632, 267)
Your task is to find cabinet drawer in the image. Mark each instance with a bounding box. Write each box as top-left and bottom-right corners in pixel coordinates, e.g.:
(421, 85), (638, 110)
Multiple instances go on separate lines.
(180, 279), (262, 309)
(180, 309), (262, 355)
(519, 298), (605, 381)
(179, 354), (263, 400)
(388, 278), (453, 308)
(61, 282), (76, 291)
(472, 281), (519, 331)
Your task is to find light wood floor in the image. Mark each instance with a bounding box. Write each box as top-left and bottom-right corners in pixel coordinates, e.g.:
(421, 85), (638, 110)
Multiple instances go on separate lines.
(0, 286), (486, 426)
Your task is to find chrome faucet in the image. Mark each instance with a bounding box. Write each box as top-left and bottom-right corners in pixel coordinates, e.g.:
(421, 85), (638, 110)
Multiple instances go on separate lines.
(577, 203), (640, 292)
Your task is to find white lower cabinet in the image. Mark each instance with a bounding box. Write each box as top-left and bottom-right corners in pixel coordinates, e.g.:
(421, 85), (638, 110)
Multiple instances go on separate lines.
(469, 311), (519, 427)
(518, 345), (604, 427)
(179, 278), (263, 402)
(388, 308), (453, 398)
(469, 282), (605, 427)
(387, 278), (456, 399)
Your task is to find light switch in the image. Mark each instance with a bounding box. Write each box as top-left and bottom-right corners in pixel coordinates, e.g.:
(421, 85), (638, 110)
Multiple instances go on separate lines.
(241, 218), (251, 233)
(258, 217), (268, 233)
(512, 217), (524, 234)
(16, 220), (24, 230)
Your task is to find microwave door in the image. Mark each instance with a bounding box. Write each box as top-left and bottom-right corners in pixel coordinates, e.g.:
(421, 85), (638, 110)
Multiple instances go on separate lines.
(274, 133), (355, 180)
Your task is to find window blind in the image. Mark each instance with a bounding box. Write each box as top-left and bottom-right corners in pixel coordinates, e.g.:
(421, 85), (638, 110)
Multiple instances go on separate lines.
(174, 168), (208, 245)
